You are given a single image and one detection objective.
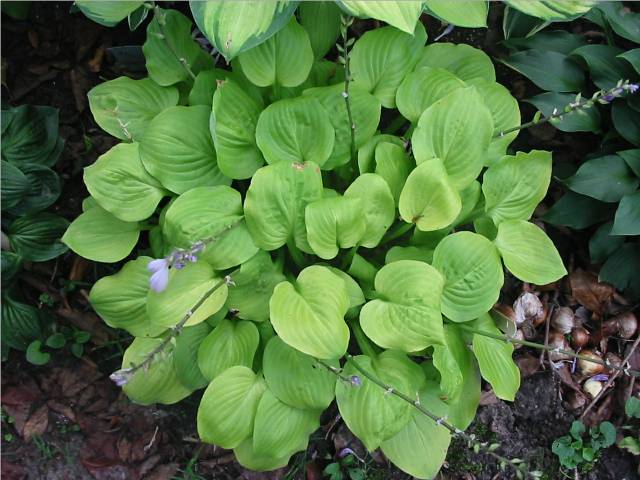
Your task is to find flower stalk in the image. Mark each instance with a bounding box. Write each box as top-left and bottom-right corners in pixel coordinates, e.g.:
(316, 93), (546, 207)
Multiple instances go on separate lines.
(152, 3), (197, 81)
(338, 15), (357, 164)
(497, 80), (639, 138)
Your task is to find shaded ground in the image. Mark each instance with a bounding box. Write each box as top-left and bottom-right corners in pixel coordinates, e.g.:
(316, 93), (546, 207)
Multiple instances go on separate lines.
(2, 3), (638, 480)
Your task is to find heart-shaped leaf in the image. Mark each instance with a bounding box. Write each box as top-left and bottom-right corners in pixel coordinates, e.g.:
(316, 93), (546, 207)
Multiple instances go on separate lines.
(350, 23), (427, 108)
(174, 322), (211, 390)
(121, 337), (193, 405)
(84, 143), (167, 222)
(416, 43), (495, 85)
(244, 161), (323, 253)
(88, 77), (179, 141)
(76, 0), (142, 26)
(483, 150), (552, 225)
(255, 96), (335, 167)
(399, 158), (462, 231)
(140, 105), (230, 194)
(212, 79), (265, 180)
(412, 87), (493, 190)
(299, 2), (342, 59)
(197, 319), (260, 381)
(5, 164), (60, 216)
(146, 261), (228, 329)
(495, 220), (567, 285)
(1, 160), (31, 210)
(305, 196), (366, 259)
(197, 366), (267, 448)
(238, 18), (313, 88)
(162, 186), (258, 270)
(339, 1), (423, 34)
(360, 260), (444, 352)
(269, 265), (350, 360)
(432, 232), (503, 322)
(336, 351), (425, 451)
(9, 213), (68, 262)
(90, 256), (166, 337)
(424, 0), (488, 27)
(263, 336), (338, 411)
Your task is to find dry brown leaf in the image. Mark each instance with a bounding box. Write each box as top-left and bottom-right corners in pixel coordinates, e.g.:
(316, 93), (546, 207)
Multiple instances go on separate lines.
(22, 404), (49, 441)
(516, 354), (541, 378)
(569, 269), (615, 315)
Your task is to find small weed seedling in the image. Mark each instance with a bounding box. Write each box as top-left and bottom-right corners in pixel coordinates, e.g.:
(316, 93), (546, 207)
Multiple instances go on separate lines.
(552, 420), (616, 473)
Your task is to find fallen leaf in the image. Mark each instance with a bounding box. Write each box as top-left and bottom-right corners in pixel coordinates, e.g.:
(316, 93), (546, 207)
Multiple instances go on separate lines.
(145, 463), (179, 480)
(22, 404), (49, 441)
(516, 354), (541, 378)
(480, 390), (499, 406)
(0, 461), (27, 480)
(569, 269), (615, 316)
(1, 384), (40, 435)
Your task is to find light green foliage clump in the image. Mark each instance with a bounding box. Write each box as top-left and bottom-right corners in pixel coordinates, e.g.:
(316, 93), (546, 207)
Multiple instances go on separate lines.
(68, 2), (575, 478)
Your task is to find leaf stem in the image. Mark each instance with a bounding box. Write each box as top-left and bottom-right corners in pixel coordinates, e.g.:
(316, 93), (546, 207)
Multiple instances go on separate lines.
(379, 221), (414, 245)
(317, 356), (542, 479)
(456, 324), (640, 377)
(286, 239), (306, 269)
(339, 15), (357, 165)
(349, 319), (378, 358)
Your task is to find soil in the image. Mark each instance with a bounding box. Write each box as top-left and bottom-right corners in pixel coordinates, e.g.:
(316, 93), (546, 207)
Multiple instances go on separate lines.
(2, 3), (639, 480)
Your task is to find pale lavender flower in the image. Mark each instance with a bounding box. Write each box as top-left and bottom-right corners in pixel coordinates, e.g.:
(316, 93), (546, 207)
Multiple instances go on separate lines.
(349, 375), (362, 387)
(150, 266), (170, 292)
(591, 373), (609, 382)
(110, 368), (134, 386)
(148, 258), (168, 273)
(628, 83), (639, 93)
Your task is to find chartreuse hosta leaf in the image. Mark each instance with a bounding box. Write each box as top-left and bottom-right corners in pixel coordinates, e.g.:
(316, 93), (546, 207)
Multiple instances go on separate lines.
(140, 106), (229, 194)
(270, 265), (350, 359)
(299, 2), (342, 59)
(62, 204), (139, 263)
(226, 251), (286, 322)
(84, 143), (167, 222)
(380, 381), (452, 480)
(336, 351), (425, 451)
(412, 88), (493, 190)
(89, 257), (166, 338)
(343, 174), (395, 248)
(234, 437), (290, 471)
(483, 150), (552, 225)
(495, 220), (567, 285)
(146, 261), (228, 329)
(88, 77), (178, 142)
(143, 8), (211, 86)
(471, 314), (520, 401)
(360, 260), (444, 352)
(453, 181), (482, 227)
(357, 134), (405, 174)
(424, 0), (488, 28)
(211, 79), (265, 180)
(396, 67), (467, 124)
(327, 268), (366, 315)
(121, 337), (193, 405)
(197, 319), (260, 381)
(197, 366), (267, 448)
(238, 18), (313, 88)
(305, 196), (366, 259)
(339, 1), (424, 34)
(244, 161), (323, 253)
(304, 85), (381, 169)
(371, 142), (413, 204)
(432, 232), (504, 322)
(416, 43), (496, 86)
(263, 336), (338, 411)
(174, 322), (211, 390)
(75, 0), (142, 26)
(255, 96), (335, 167)
(399, 158), (462, 232)
(188, 69), (227, 106)
(162, 186), (258, 270)
(505, 0), (595, 21)
(350, 23), (427, 108)
(475, 82), (521, 166)
(252, 389), (320, 459)
(189, 1), (296, 61)
(432, 325), (468, 402)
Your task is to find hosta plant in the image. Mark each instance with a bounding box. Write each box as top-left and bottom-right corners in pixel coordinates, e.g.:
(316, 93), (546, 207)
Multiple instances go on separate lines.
(65, 2), (570, 478)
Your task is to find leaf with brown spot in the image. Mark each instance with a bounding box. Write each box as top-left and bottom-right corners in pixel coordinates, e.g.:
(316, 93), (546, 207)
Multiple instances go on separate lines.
(569, 269), (615, 315)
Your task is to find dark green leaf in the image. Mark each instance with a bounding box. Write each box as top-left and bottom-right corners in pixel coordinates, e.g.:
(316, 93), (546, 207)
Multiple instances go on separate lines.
(625, 397), (640, 418)
(589, 222), (624, 263)
(46, 333), (66, 349)
(503, 30), (588, 55)
(526, 92), (600, 132)
(299, 2), (342, 59)
(543, 191), (614, 229)
(564, 155), (639, 202)
(570, 421), (586, 440)
(612, 101), (640, 146)
(1, 160), (31, 210)
(599, 243), (640, 299)
(502, 7), (549, 39)
(1, 1), (30, 20)
(127, 5), (148, 31)
(70, 343), (84, 358)
(619, 149), (640, 177)
(8, 213), (69, 262)
(1, 105), (63, 167)
(611, 191), (640, 235)
(1, 295), (42, 351)
(501, 50), (584, 92)
(5, 164), (60, 216)
(26, 340), (50, 365)
(1, 251), (22, 287)
(570, 45), (636, 90)
(598, 421), (616, 447)
(588, 3), (640, 43)
(73, 331), (91, 344)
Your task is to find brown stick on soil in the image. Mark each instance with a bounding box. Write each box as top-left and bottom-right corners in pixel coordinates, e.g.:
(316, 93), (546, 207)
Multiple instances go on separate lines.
(580, 334), (640, 420)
